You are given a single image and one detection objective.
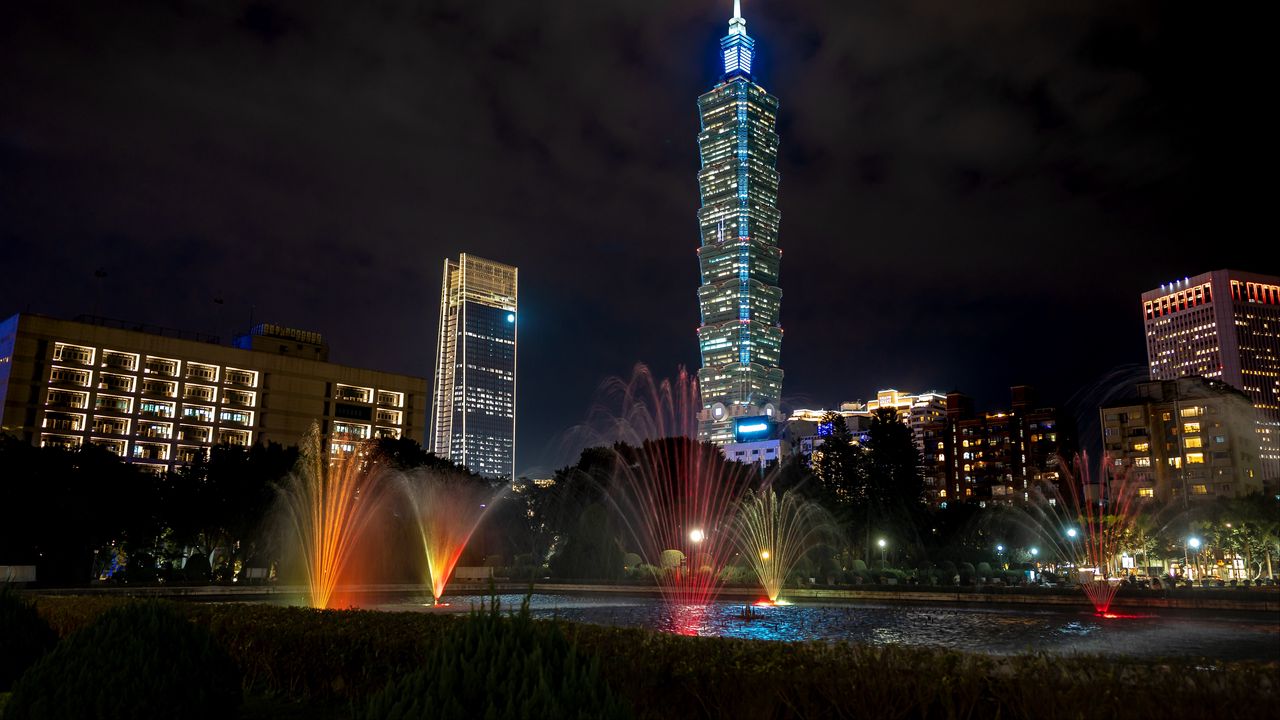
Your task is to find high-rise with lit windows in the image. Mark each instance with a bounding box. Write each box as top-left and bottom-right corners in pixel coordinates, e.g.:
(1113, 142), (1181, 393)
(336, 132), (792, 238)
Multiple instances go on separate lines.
(1143, 270), (1280, 485)
(695, 1), (784, 444)
(430, 254), (517, 479)
(0, 313), (426, 473)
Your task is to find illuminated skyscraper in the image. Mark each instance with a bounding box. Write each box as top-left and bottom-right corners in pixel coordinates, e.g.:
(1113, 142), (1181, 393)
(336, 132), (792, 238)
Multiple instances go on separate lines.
(1143, 270), (1280, 485)
(431, 254), (517, 478)
(695, 1), (784, 444)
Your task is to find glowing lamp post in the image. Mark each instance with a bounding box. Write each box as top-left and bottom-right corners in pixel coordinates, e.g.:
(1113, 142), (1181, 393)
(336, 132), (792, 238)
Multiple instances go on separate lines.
(759, 550), (770, 561)
(689, 528), (706, 544)
(877, 538), (887, 566)
(996, 544), (1005, 569)
(1186, 536), (1201, 581)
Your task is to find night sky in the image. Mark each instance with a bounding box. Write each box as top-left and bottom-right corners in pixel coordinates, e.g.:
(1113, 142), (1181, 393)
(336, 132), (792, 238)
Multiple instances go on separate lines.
(2, 1), (1269, 474)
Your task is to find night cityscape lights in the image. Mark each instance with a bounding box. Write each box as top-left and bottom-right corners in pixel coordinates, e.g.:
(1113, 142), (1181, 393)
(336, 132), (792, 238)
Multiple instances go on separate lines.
(0, 4), (1277, 717)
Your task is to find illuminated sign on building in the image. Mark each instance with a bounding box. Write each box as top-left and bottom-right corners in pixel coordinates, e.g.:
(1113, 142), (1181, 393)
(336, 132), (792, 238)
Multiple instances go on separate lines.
(734, 415), (774, 441)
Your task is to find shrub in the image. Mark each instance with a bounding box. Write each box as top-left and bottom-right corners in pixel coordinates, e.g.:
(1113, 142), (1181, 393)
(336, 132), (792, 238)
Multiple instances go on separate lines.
(182, 553), (212, 582)
(976, 562), (993, 579)
(658, 549), (684, 569)
(621, 553), (643, 571)
(361, 597), (630, 720)
(0, 590), (56, 691)
(4, 601), (240, 720)
(125, 551), (157, 583)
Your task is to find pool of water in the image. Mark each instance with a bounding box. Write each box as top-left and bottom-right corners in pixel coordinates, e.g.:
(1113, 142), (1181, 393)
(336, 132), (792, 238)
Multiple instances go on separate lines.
(365, 592), (1280, 661)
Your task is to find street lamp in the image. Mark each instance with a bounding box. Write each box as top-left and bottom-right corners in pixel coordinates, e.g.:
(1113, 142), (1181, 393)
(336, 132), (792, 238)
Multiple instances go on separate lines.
(1066, 528), (1078, 539)
(689, 528), (705, 544)
(760, 550), (770, 561)
(877, 538), (887, 566)
(1185, 536), (1201, 581)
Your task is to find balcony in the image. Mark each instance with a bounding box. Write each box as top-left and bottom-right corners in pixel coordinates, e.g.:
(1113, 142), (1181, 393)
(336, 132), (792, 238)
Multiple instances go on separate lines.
(47, 395), (88, 411)
(142, 381), (177, 398)
(93, 420), (128, 436)
(145, 360), (179, 377)
(223, 391), (255, 407)
(226, 370), (257, 388)
(178, 426), (212, 443)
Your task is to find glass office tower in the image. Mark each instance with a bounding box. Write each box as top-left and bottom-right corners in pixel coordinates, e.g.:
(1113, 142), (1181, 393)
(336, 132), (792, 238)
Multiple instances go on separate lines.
(431, 254), (518, 478)
(696, 1), (784, 444)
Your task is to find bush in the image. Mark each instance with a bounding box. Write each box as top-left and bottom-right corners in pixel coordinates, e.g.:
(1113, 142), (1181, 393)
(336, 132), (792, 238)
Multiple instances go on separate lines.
(0, 590), (56, 691)
(4, 601), (240, 719)
(658, 549), (684, 569)
(361, 597), (630, 720)
(182, 553), (212, 582)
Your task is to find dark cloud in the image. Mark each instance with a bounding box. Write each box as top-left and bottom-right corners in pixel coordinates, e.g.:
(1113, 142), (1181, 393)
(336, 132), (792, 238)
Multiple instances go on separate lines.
(0, 1), (1269, 472)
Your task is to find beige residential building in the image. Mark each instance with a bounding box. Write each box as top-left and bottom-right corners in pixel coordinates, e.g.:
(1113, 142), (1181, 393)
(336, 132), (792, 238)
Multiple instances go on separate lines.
(1101, 376), (1262, 503)
(0, 313), (427, 473)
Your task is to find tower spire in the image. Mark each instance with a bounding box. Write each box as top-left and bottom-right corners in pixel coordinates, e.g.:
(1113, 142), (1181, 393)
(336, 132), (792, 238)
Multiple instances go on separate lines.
(721, 0), (755, 76)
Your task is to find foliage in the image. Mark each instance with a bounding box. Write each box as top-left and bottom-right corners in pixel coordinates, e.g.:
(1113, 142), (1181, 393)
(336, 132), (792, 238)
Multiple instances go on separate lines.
(0, 591), (56, 691)
(549, 504), (624, 581)
(4, 601), (239, 720)
(360, 597), (630, 720)
(22, 596), (1280, 720)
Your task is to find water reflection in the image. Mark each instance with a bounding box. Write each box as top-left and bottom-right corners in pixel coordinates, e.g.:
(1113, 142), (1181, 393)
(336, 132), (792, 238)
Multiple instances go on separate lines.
(373, 593), (1278, 661)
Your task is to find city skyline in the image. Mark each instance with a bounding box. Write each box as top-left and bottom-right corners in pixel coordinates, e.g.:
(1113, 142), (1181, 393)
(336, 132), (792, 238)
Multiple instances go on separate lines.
(1, 1), (1269, 474)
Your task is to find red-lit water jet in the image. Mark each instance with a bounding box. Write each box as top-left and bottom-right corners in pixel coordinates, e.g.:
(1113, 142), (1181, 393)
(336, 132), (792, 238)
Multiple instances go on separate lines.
(402, 470), (502, 604)
(277, 425), (391, 609)
(577, 366), (756, 607)
(1065, 452), (1142, 614)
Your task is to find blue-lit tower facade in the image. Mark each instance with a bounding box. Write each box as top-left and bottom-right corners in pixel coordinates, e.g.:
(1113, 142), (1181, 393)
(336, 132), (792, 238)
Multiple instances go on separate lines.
(696, 2), (784, 445)
(430, 254), (518, 479)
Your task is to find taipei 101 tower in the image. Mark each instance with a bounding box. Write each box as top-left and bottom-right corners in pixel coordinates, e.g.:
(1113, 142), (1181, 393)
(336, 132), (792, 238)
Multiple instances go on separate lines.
(695, 1), (784, 445)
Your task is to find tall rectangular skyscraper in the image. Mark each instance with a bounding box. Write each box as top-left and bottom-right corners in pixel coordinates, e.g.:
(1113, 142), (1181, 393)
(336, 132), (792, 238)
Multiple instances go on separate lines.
(1143, 269), (1280, 484)
(431, 254), (517, 478)
(695, 2), (784, 445)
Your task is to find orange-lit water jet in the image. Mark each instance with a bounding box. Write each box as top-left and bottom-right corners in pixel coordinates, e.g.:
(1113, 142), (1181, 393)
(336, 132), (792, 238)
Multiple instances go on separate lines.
(278, 425), (390, 609)
(402, 470), (501, 603)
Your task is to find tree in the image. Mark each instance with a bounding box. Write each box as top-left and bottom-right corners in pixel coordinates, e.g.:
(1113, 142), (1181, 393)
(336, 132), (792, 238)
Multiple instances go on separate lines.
(548, 503), (624, 581)
(810, 413), (863, 512)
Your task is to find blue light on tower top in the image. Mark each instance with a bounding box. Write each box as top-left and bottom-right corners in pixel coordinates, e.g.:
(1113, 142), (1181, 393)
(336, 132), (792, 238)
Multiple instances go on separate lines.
(721, 0), (755, 79)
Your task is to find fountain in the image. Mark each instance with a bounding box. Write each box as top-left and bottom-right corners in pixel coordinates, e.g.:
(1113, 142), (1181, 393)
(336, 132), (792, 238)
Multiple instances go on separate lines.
(401, 470), (502, 605)
(732, 488), (830, 603)
(571, 365), (756, 606)
(1006, 452), (1142, 614)
(1070, 453), (1141, 614)
(276, 425), (391, 609)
